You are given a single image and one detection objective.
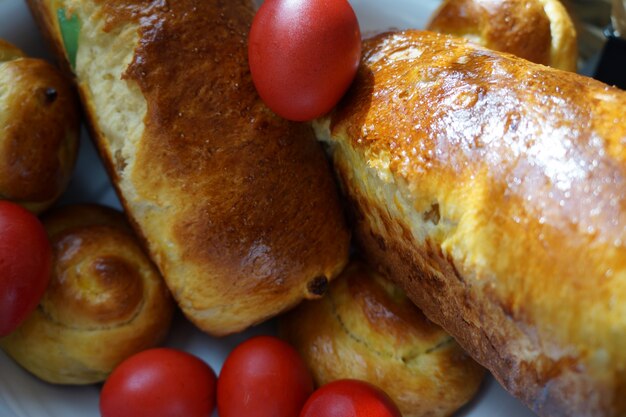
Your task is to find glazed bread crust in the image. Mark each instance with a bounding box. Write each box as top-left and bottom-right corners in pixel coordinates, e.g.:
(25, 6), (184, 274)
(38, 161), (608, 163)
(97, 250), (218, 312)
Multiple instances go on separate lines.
(316, 30), (626, 417)
(0, 39), (79, 213)
(427, 0), (577, 71)
(0, 205), (174, 384)
(27, 0), (350, 335)
(280, 260), (485, 417)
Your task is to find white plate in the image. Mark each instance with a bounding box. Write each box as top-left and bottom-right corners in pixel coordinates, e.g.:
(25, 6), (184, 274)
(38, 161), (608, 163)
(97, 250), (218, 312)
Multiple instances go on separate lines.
(0, 1), (537, 416)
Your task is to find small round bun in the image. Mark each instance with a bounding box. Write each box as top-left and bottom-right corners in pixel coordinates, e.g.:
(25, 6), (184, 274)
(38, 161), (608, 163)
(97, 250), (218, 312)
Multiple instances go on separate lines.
(427, 0), (577, 71)
(0, 204), (175, 384)
(0, 39), (80, 213)
(279, 261), (485, 417)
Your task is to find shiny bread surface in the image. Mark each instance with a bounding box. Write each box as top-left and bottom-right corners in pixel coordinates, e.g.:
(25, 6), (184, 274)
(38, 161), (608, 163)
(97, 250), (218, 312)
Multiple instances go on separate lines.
(0, 204), (174, 384)
(0, 39), (79, 213)
(427, 0), (577, 71)
(280, 260), (485, 417)
(315, 30), (626, 417)
(27, 0), (350, 335)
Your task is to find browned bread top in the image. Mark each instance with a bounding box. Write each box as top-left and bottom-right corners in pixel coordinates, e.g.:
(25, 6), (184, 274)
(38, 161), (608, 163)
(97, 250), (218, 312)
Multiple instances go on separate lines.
(111, 0), (349, 333)
(332, 31), (625, 253)
(41, 204), (171, 330)
(122, 0), (346, 293)
(280, 260), (485, 417)
(27, 0), (350, 334)
(427, 0), (577, 71)
(0, 39), (80, 213)
(0, 204), (174, 384)
(317, 29), (626, 416)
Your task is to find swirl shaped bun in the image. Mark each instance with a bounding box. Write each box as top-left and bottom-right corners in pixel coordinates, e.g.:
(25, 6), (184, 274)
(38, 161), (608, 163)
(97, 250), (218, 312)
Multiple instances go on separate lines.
(0, 39), (80, 213)
(0, 205), (174, 384)
(280, 261), (484, 417)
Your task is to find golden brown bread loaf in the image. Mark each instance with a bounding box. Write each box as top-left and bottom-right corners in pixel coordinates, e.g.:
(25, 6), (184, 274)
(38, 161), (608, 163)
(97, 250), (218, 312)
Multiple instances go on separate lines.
(0, 204), (174, 384)
(427, 0), (578, 71)
(26, 0), (350, 335)
(280, 260), (485, 417)
(0, 39), (80, 213)
(315, 30), (626, 417)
